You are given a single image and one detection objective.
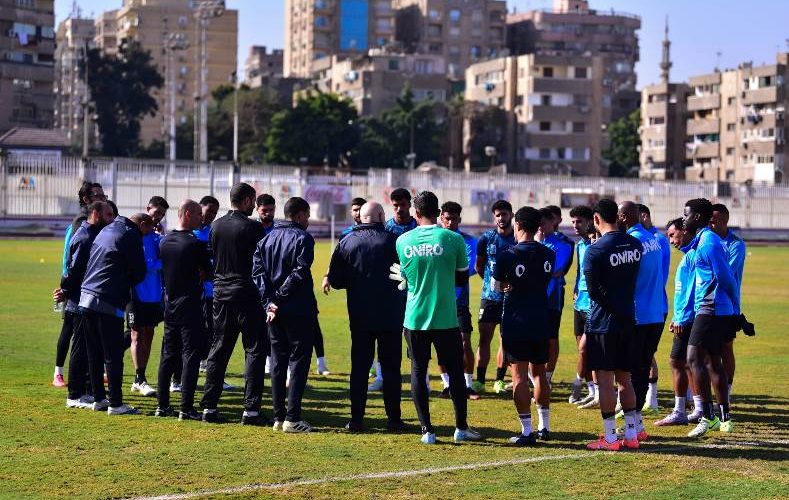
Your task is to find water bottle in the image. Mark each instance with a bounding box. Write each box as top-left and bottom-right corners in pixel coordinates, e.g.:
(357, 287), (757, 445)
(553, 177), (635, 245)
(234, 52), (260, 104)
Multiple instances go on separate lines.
(53, 300), (64, 313)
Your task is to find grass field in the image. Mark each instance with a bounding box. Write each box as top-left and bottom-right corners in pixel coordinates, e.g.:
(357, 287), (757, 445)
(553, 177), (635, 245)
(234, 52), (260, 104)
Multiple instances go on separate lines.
(0, 238), (787, 499)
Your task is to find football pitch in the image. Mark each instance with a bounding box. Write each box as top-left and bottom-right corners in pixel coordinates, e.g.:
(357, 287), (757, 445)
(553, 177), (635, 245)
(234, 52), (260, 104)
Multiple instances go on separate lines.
(0, 239), (787, 499)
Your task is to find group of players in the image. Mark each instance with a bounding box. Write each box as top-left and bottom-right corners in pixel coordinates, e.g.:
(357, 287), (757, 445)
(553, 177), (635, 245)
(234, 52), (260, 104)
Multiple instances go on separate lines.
(52, 180), (749, 448)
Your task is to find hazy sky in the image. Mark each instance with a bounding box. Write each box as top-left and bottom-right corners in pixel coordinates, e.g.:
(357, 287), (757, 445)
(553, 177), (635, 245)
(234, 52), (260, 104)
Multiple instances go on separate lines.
(56, 0), (789, 85)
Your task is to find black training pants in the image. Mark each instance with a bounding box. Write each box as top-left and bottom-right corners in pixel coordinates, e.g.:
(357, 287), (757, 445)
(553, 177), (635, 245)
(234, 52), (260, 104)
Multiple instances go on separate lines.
(66, 311), (90, 400)
(313, 322), (325, 359)
(201, 300), (267, 412)
(83, 310), (125, 407)
(631, 323), (664, 410)
(157, 318), (206, 412)
(56, 310), (75, 367)
(349, 328), (402, 424)
(269, 314), (316, 422)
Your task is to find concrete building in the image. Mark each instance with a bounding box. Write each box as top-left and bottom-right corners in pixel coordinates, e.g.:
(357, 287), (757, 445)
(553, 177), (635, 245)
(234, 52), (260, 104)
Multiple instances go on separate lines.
(284, 0), (395, 78)
(393, 0), (507, 80)
(506, 0), (641, 124)
(95, 0), (238, 146)
(244, 45), (283, 86)
(54, 16), (95, 149)
(0, 0), (56, 134)
(464, 52), (604, 175)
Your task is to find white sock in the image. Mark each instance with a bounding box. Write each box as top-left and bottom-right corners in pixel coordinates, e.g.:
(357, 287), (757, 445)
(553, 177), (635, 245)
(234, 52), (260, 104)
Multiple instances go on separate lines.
(574, 373), (583, 386)
(692, 394), (703, 412)
(603, 416), (617, 443)
(286, 366), (292, 383)
(528, 371), (535, 386)
(588, 381), (596, 397)
(537, 405), (550, 431)
(636, 411), (645, 432)
(375, 361), (383, 382)
(464, 373), (473, 388)
(440, 372), (450, 389)
(623, 410), (637, 440)
(518, 413), (532, 436)
(674, 396), (687, 414)
(426, 373), (431, 388)
(203, 408), (217, 414)
(265, 356), (271, 374)
(54, 366), (63, 376)
(317, 356), (326, 369)
(686, 387), (693, 401)
(648, 382), (659, 408)
(242, 410), (258, 417)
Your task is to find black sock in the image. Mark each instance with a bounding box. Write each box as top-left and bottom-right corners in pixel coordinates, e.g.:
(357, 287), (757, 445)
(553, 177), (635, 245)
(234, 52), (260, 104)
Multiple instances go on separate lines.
(703, 401), (715, 420)
(648, 376), (658, 384)
(135, 370), (146, 384)
(601, 411), (615, 420)
(719, 403), (730, 422)
(495, 367), (507, 381)
(476, 367), (486, 384)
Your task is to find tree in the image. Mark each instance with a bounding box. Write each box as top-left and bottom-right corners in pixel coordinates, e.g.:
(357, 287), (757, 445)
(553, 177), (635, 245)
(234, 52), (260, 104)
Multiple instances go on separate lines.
(86, 39), (163, 156)
(464, 101), (508, 170)
(604, 108), (641, 177)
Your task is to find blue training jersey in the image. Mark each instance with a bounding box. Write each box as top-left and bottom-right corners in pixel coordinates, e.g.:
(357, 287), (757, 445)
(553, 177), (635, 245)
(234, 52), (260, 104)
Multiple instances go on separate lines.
(626, 223), (665, 325)
(648, 225), (671, 315)
(477, 228), (517, 302)
(193, 224), (213, 298)
(134, 232), (163, 303)
(454, 229), (477, 307)
(542, 232), (573, 311)
(721, 230), (746, 314)
(62, 224), (74, 276)
(690, 227), (739, 316)
(339, 224), (355, 240)
(574, 238), (591, 312)
(384, 217), (417, 236)
(673, 244), (696, 327)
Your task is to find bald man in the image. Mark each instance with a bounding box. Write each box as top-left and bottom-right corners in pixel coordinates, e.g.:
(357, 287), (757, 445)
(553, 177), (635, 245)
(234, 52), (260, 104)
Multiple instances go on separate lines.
(154, 200), (213, 420)
(326, 201), (406, 432)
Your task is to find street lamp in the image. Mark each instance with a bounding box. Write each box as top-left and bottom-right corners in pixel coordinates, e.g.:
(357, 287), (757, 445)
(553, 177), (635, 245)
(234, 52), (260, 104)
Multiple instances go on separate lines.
(230, 70), (238, 164)
(193, 0), (226, 162)
(485, 146), (497, 169)
(164, 33), (189, 162)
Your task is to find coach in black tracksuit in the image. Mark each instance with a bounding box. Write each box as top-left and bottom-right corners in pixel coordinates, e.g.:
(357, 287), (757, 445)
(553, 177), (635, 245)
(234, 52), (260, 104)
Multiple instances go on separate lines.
(252, 197), (317, 431)
(326, 201), (405, 432)
(201, 183), (268, 425)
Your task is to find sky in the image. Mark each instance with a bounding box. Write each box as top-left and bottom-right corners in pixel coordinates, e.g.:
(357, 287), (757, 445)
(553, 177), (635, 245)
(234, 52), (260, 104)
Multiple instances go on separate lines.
(56, 0), (789, 86)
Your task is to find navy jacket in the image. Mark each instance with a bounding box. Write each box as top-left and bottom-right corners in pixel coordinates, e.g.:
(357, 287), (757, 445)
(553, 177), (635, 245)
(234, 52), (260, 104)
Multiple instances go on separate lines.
(252, 221), (318, 317)
(327, 223), (405, 332)
(80, 216), (146, 312)
(61, 221), (101, 310)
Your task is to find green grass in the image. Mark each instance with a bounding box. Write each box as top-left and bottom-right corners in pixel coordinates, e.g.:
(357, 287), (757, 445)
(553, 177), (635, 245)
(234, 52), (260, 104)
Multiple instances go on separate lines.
(0, 239), (787, 499)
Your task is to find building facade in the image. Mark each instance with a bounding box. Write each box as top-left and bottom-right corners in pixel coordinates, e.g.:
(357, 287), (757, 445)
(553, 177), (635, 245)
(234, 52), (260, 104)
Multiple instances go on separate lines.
(54, 16), (95, 149)
(244, 45), (283, 86)
(0, 0), (56, 134)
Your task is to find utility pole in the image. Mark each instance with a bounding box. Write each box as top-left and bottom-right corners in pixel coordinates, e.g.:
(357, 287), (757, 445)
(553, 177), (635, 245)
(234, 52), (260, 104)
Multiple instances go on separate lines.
(164, 33), (189, 161)
(193, 1), (225, 163)
(81, 41), (90, 158)
(231, 71), (238, 163)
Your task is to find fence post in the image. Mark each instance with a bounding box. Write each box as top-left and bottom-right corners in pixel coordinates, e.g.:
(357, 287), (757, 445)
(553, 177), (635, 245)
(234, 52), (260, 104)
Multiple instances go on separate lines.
(111, 159), (118, 204)
(0, 154), (6, 217)
(209, 161), (215, 197)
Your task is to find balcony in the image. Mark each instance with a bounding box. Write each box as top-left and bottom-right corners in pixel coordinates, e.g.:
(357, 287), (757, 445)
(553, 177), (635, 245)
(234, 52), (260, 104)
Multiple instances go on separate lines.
(686, 118), (719, 135)
(685, 141), (719, 160)
(532, 77), (591, 95)
(742, 86), (781, 105)
(526, 132), (589, 149)
(687, 93), (720, 111)
(742, 140), (777, 155)
(528, 104), (586, 121)
(644, 101), (667, 117)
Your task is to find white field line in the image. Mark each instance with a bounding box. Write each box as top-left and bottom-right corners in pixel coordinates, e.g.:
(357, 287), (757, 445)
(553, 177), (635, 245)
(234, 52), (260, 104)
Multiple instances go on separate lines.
(128, 439), (789, 500)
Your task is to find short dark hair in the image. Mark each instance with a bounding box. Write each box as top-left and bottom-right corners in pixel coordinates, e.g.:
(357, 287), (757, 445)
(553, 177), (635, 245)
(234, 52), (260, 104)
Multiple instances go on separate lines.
(593, 198), (619, 224)
(514, 206), (540, 233)
(284, 197), (310, 218)
(390, 188), (411, 203)
(545, 205), (561, 218)
(685, 198), (713, 224)
(711, 203), (729, 215)
(107, 200), (118, 217)
(229, 183), (256, 207)
(86, 200), (107, 216)
(637, 203), (651, 216)
(538, 207), (553, 220)
(569, 205), (593, 220)
(77, 181), (102, 207)
(351, 197), (367, 207)
(441, 201), (462, 216)
(199, 195), (219, 207)
(414, 191), (440, 218)
(148, 196), (169, 210)
(256, 193), (275, 207)
(491, 199), (512, 213)
(666, 217), (684, 231)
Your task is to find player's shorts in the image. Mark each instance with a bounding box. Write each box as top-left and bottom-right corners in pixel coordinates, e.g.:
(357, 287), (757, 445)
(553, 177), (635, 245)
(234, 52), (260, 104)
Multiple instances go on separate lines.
(573, 309), (587, 337)
(630, 323), (664, 370)
(586, 328), (633, 372)
(478, 299), (503, 324)
(127, 301), (163, 328)
(721, 314), (739, 343)
(457, 305), (473, 335)
(669, 322), (693, 361)
(503, 337), (549, 365)
(548, 310), (561, 340)
(688, 314), (725, 356)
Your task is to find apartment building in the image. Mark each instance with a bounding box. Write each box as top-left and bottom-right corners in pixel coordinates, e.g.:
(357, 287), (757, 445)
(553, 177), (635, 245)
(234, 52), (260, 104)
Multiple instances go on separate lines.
(54, 16), (95, 148)
(393, 0), (506, 80)
(245, 45), (283, 85)
(94, 10), (118, 56)
(0, 0), (55, 134)
(285, 0), (395, 78)
(464, 52), (604, 175)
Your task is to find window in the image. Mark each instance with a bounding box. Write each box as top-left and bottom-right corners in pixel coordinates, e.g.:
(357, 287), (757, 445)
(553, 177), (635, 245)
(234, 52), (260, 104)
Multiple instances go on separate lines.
(449, 26), (460, 37)
(469, 46), (481, 59)
(557, 148), (566, 159)
(427, 25), (442, 37)
(541, 95), (552, 106)
(571, 148), (588, 160)
(12, 78), (32, 89)
(414, 59), (433, 74)
(339, 0), (369, 50)
(449, 9), (461, 23)
(727, 96), (736, 106)
(572, 122), (585, 133)
(178, 16), (188, 28)
(726, 123), (736, 131)
(574, 94), (589, 106)
(428, 43), (442, 54)
(428, 9), (441, 20)
(539, 121), (551, 131)
(542, 67), (554, 78)
(388, 59), (399, 71)
(315, 16), (329, 27)
(516, 95), (524, 106)
(376, 18), (391, 32)
(726, 147), (735, 156)
(539, 148), (551, 159)
(15, 0), (35, 8)
(574, 67), (588, 79)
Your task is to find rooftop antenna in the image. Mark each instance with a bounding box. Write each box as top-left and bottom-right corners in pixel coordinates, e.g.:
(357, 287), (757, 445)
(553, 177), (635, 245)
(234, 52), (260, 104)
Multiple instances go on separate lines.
(715, 50), (722, 72)
(70, 0), (82, 19)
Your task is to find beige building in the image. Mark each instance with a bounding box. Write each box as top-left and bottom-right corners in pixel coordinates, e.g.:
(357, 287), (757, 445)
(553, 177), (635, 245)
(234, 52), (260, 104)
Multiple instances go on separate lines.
(506, 0), (641, 124)
(393, 0), (506, 80)
(285, 0), (395, 78)
(0, 0), (55, 134)
(95, 0), (238, 147)
(54, 16), (95, 148)
(464, 53), (604, 175)
(244, 45), (283, 86)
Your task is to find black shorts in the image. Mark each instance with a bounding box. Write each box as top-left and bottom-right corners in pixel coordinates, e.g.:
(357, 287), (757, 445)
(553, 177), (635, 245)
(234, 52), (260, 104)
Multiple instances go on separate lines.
(631, 323), (664, 370)
(503, 337), (549, 365)
(722, 315), (738, 343)
(128, 301), (163, 328)
(688, 314), (726, 356)
(478, 299), (503, 324)
(457, 305), (473, 335)
(586, 328), (633, 372)
(548, 310), (561, 340)
(573, 309), (587, 337)
(404, 328), (463, 366)
(669, 322), (693, 361)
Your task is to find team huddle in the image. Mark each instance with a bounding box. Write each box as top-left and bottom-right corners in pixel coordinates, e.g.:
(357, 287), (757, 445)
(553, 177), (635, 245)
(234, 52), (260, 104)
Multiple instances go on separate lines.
(52, 180), (750, 447)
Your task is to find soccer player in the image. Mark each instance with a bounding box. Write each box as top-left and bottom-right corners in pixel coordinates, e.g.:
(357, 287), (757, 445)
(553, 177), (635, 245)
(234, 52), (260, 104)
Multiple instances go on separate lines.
(638, 203), (671, 415)
(154, 200), (212, 420)
(710, 203), (746, 403)
(339, 197), (367, 240)
(493, 207), (556, 445)
(472, 199), (516, 394)
(568, 205), (597, 407)
(253, 197), (317, 433)
(437, 201), (479, 400)
(394, 191), (481, 444)
(256, 193), (276, 236)
(80, 211), (147, 415)
(147, 196), (170, 234)
(201, 183), (269, 425)
(57, 201), (114, 408)
(684, 198), (737, 437)
(326, 201), (405, 431)
(193, 196), (219, 372)
(128, 212), (163, 397)
(538, 206), (574, 392)
(584, 199), (641, 450)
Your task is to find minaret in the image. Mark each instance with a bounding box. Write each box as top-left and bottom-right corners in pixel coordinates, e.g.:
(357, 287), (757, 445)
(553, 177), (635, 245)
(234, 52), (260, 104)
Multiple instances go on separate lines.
(659, 16), (672, 84)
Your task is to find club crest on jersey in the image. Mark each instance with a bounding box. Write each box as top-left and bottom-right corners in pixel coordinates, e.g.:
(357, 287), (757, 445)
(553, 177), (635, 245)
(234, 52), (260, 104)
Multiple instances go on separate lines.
(403, 243), (444, 258)
(515, 264), (526, 277)
(609, 249), (641, 267)
(544, 261), (552, 273)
